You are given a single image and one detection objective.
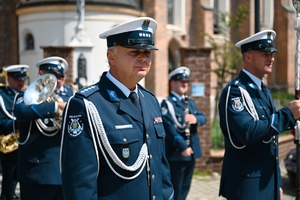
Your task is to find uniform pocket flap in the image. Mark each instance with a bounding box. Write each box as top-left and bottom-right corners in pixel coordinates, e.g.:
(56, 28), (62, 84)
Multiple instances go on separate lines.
(28, 157), (51, 164)
(106, 128), (139, 144)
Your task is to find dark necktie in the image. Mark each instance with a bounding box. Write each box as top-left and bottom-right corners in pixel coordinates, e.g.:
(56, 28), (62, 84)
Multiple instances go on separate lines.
(129, 92), (142, 114)
(261, 82), (270, 102)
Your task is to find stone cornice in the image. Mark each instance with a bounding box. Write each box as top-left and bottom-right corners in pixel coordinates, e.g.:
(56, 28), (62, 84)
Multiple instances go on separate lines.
(16, 5), (146, 17)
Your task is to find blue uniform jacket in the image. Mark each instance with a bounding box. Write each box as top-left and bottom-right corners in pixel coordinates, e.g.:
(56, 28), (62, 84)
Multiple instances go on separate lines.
(218, 70), (295, 200)
(0, 87), (18, 159)
(160, 94), (206, 161)
(13, 88), (72, 185)
(60, 72), (174, 200)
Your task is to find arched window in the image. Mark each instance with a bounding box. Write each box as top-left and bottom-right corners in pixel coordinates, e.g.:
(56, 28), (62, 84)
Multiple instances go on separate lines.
(25, 33), (34, 50)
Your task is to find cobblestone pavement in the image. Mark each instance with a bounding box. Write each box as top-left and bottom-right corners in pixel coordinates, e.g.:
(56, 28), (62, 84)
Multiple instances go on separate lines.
(186, 160), (296, 200)
(0, 160), (296, 200)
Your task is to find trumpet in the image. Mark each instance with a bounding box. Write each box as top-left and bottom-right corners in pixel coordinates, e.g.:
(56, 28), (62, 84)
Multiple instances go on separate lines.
(24, 74), (63, 130)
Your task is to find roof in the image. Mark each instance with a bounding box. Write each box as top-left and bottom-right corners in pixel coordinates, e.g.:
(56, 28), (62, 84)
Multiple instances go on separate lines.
(16, 0), (141, 10)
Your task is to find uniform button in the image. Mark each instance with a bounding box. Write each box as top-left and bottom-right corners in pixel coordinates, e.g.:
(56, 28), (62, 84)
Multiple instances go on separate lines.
(262, 115), (265, 118)
(153, 196), (156, 200)
(150, 155), (153, 159)
(162, 133), (165, 136)
(152, 175), (155, 180)
(123, 138), (127, 143)
(273, 136), (276, 139)
(47, 112), (50, 115)
(276, 157), (278, 160)
(37, 160), (40, 163)
(288, 127), (290, 129)
(274, 142), (277, 146)
(247, 174), (250, 177)
(146, 134), (149, 139)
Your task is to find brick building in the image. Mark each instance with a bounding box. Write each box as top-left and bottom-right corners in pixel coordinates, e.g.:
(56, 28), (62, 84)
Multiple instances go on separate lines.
(0, 0), (296, 172)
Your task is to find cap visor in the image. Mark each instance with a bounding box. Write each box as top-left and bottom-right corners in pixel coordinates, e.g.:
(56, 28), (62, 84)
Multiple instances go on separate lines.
(120, 44), (158, 50)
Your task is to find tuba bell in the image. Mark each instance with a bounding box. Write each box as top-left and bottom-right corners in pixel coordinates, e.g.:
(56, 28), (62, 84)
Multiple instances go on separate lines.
(24, 74), (63, 130)
(0, 66), (19, 153)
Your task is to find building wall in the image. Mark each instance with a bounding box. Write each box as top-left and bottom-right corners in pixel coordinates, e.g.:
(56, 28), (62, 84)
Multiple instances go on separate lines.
(0, 0), (19, 67)
(181, 47), (212, 171)
(16, 5), (146, 84)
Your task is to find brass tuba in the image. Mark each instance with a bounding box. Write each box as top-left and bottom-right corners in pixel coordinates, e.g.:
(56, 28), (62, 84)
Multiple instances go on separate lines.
(0, 131), (19, 154)
(0, 67), (19, 153)
(24, 74), (63, 130)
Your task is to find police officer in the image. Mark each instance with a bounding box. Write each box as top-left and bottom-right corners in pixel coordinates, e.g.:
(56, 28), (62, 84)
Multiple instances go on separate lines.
(37, 56), (74, 102)
(160, 66), (206, 200)
(218, 30), (300, 200)
(0, 65), (29, 200)
(13, 57), (70, 200)
(60, 17), (174, 200)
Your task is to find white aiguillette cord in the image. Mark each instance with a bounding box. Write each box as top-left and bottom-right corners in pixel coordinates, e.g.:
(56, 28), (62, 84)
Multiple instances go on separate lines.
(84, 98), (149, 180)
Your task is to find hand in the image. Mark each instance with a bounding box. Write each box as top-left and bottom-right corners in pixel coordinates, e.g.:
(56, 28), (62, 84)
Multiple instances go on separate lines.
(181, 147), (194, 157)
(185, 114), (197, 125)
(280, 187), (283, 200)
(287, 100), (300, 120)
(57, 102), (67, 110)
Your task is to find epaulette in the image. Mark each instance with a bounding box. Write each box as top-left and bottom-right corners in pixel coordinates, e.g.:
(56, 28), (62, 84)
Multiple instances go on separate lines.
(75, 85), (99, 98)
(138, 84), (155, 97)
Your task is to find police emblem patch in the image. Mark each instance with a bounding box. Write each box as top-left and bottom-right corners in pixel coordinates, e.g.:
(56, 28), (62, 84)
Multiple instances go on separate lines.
(44, 118), (49, 124)
(231, 97), (244, 112)
(121, 144), (131, 159)
(68, 115), (84, 137)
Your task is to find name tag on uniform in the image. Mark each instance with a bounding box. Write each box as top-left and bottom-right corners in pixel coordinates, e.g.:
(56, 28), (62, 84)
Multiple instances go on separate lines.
(115, 124), (133, 129)
(153, 117), (163, 124)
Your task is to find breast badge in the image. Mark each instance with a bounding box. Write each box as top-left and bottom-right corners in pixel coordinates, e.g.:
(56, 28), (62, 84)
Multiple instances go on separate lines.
(68, 115), (84, 137)
(121, 144), (131, 159)
(231, 97), (244, 112)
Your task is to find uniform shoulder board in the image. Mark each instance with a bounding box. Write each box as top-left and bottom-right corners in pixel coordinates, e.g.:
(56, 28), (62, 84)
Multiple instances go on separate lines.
(75, 85), (99, 98)
(138, 84), (155, 97)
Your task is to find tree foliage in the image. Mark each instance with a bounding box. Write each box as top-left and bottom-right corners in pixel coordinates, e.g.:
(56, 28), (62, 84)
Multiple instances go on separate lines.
(201, 5), (249, 125)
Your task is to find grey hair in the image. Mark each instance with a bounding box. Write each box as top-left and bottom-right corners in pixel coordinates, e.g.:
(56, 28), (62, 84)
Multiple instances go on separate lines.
(108, 46), (117, 54)
(107, 46), (117, 66)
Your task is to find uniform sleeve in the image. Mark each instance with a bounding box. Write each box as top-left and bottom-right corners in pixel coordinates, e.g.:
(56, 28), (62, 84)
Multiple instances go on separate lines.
(14, 93), (56, 122)
(60, 96), (98, 200)
(161, 100), (188, 153)
(189, 99), (206, 127)
(219, 86), (295, 146)
(0, 109), (13, 133)
(155, 99), (174, 200)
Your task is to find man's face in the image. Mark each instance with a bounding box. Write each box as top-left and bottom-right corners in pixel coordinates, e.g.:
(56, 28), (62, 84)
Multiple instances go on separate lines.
(39, 70), (65, 89)
(248, 50), (274, 79)
(8, 76), (25, 92)
(171, 80), (189, 96)
(108, 46), (152, 89)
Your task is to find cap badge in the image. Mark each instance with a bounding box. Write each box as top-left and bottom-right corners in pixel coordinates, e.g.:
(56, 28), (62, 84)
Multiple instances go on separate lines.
(142, 20), (150, 29)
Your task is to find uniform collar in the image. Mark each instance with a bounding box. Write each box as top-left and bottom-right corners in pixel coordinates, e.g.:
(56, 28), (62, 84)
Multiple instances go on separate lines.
(106, 71), (138, 98)
(56, 86), (64, 93)
(242, 69), (263, 90)
(7, 86), (17, 95)
(171, 91), (183, 101)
